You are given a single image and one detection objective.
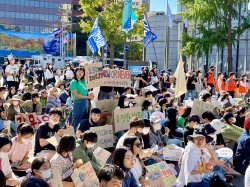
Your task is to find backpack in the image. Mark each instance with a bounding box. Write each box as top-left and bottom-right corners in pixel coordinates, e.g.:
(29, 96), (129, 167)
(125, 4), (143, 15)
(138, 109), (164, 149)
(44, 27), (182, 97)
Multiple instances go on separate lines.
(210, 172), (236, 187)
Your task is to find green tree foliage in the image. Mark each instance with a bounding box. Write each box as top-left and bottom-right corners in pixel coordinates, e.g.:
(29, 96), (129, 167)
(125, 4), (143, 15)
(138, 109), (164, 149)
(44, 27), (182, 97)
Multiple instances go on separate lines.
(179, 0), (250, 73)
(79, 0), (147, 65)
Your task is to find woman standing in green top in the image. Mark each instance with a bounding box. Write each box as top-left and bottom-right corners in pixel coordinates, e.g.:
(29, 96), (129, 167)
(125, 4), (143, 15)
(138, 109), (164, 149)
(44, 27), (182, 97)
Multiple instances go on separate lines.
(69, 67), (94, 131)
(177, 106), (191, 128)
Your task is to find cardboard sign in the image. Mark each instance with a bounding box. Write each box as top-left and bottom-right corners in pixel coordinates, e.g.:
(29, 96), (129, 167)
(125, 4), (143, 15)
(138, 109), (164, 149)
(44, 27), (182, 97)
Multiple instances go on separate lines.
(85, 62), (103, 89)
(64, 128), (75, 136)
(71, 161), (99, 187)
(93, 147), (111, 166)
(90, 125), (113, 148)
(85, 63), (131, 88)
(146, 161), (176, 187)
(129, 98), (146, 107)
(4, 121), (11, 135)
(216, 148), (233, 159)
(50, 170), (63, 187)
(37, 150), (56, 160)
(15, 113), (49, 128)
(46, 135), (61, 147)
(95, 99), (118, 113)
(146, 169), (165, 187)
(163, 144), (184, 161)
(191, 99), (214, 117)
(113, 106), (142, 132)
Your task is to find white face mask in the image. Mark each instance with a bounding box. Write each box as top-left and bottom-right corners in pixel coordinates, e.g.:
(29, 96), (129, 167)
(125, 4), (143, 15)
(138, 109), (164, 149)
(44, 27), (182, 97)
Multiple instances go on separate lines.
(124, 101), (129, 106)
(21, 138), (30, 144)
(167, 98), (171, 103)
(174, 102), (178, 107)
(67, 67), (70, 70)
(39, 68), (42, 70)
(0, 152), (9, 158)
(12, 101), (19, 105)
(148, 106), (153, 111)
(232, 117), (236, 123)
(153, 123), (162, 130)
(40, 169), (51, 179)
(36, 98), (40, 102)
(142, 127), (150, 135)
(86, 144), (95, 148)
(49, 65), (53, 68)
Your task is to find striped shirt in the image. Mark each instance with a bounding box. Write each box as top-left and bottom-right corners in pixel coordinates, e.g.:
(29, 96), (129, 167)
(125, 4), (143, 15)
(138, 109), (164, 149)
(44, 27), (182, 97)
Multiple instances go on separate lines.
(46, 96), (61, 112)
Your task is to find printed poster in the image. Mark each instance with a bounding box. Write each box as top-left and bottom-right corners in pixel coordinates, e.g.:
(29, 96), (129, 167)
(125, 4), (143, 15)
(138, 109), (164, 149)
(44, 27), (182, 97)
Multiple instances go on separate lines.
(113, 106), (142, 132)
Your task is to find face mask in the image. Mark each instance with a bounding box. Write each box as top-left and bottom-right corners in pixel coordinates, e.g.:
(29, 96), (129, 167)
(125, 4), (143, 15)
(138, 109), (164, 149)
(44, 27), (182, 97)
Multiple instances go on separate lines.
(148, 106), (153, 111)
(49, 65), (53, 68)
(40, 169), (52, 179)
(142, 128), (150, 135)
(0, 152), (9, 158)
(232, 117), (236, 123)
(39, 68), (42, 70)
(167, 98), (171, 103)
(21, 138), (30, 144)
(174, 102), (178, 107)
(12, 101), (19, 105)
(153, 123), (162, 130)
(135, 131), (143, 137)
(36, 98), (40, 102)
(124, 101), (129, 106)
(86, 144), (95, 148)
(67, 67), (70, 70)
(49, 120), (57, 125)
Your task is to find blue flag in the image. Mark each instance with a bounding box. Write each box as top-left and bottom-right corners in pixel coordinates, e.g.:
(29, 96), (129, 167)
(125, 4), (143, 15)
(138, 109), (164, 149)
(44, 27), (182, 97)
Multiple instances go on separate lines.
(122, 0), (137, 32)
(43, 28), (62, 56)
(88, 15), (107, 55)
(143, 13), (157, 48)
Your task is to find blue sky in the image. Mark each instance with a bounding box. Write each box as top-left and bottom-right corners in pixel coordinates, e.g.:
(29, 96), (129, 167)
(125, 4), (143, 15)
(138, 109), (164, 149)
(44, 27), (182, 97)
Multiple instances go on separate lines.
(150, 0), (177, 14)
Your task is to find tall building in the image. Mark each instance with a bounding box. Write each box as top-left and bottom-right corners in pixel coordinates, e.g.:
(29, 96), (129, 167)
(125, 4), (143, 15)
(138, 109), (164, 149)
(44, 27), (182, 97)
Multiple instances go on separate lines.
(0, 0), (82, 33)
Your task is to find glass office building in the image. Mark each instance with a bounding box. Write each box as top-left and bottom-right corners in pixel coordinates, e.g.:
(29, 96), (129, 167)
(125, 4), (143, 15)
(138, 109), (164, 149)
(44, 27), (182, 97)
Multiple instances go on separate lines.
(0, 0), (82, 33)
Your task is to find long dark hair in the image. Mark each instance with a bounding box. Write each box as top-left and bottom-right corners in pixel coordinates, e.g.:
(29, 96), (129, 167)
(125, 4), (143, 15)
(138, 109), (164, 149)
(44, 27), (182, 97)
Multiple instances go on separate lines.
(118, 95), (128, 109)
(112, 147), (130, 171)
(47, 63), (53, 73)
(7, 86), (16, 99)
(73, 67), (85, 82)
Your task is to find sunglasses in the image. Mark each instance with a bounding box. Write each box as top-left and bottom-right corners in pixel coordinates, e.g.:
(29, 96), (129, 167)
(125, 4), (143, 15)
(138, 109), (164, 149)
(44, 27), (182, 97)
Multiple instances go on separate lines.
(134, 143), (143, 148)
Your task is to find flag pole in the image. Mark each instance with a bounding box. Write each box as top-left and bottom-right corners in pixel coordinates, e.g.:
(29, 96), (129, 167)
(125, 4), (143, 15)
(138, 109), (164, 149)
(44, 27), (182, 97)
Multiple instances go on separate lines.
(124, 32), (126, 68)
(164, 1), (169, 70)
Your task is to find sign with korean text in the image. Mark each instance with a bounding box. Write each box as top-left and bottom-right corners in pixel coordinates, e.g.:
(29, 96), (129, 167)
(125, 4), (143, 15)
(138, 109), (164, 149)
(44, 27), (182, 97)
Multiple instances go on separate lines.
(191, 99), (214, 117)
(71, 161), (99, 187)
(85, 62), (103, 89)
(216, 148), (233, 160)
(163, 144), (184, 161)
(113, 106), (142, 132)
(146, 161), (176, 187)
(15, 113), (50, 129)
(93, 147), (111, 166)
(90, 125), (113, 148)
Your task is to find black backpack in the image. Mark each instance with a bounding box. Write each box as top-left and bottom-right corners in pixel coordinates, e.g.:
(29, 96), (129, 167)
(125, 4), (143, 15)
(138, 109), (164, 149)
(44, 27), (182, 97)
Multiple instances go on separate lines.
(210, 172), (235, 187)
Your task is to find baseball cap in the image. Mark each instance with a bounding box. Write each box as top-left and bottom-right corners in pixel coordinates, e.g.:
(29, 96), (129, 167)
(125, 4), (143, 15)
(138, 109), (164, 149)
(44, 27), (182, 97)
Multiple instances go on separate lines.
(161, 70), (166, 74)
(167, 68), (173, 72)
(189, 114), (201, 123)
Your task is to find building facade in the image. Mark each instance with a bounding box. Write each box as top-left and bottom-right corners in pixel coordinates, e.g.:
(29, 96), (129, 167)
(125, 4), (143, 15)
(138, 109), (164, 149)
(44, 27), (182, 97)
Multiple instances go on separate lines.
(0, 0), (82, 33)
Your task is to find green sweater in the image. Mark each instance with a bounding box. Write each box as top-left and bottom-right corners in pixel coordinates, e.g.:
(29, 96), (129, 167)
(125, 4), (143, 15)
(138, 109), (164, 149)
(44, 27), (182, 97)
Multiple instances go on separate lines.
(72, 139), (101, 172)
(221, 123), (243, 143)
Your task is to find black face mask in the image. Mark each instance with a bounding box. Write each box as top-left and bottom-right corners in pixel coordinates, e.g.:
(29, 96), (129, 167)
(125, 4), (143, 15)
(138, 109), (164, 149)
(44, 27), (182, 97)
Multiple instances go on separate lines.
(135, 131), (143, 137)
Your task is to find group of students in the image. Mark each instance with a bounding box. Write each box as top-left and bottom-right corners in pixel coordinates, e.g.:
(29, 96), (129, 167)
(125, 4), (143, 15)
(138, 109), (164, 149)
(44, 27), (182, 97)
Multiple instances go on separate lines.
(1, 57), (250, 187)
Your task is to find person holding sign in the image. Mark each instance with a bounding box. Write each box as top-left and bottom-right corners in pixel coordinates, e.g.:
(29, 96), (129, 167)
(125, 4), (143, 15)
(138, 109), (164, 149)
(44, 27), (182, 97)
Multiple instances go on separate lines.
(7, 95), (26, 132)
(34, 108), (64, 156)
(112, 147), (138, 187)
(97, 164), (124, 187)
(50, 135), (83, 185)
(76, 108), (101, 138)
(69, 67), (94, 132)
(72, 130), (101, 172)
(176, 126), (225, 187)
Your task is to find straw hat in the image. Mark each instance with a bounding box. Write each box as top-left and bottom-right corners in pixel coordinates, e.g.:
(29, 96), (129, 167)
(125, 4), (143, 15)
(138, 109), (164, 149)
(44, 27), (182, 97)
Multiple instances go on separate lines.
(7, 95), (24, 105)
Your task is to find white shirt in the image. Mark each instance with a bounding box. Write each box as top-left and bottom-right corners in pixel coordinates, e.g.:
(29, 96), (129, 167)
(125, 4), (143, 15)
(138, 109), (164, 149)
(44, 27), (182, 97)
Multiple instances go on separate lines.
(0, 152), (12, 175)
(116, 132), (130, 148)
(5, 65), (19, 81)
(45, 69), (54, 79)
(176, 142), (210, 187)
(130, 158), (143, 185)
(150, 76), (159, 84)
(65, 70), (74, 79)
(245, 165), (250, 187)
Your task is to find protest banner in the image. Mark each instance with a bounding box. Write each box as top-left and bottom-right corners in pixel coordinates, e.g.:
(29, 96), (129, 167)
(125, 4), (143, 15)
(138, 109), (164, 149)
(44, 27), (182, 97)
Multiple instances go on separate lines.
(113, 106), (142, 132)
(146, 161), (176, 187)
(90, 125), (113, 149)
(163, 144), (184, 161)
(85, 62), (103, 89)
(15, 113), (50, 128)
(50, 170), (63, 187)
(146, 169), (165, 187)
(102, 69), (131, 87)
(93, 147), (111, 166)
(71, 161), (99, 187)
(190, 99), (214, 117)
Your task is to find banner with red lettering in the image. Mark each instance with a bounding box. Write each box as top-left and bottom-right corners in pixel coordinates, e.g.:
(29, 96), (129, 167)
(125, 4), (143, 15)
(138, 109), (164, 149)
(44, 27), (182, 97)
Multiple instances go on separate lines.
(15, 113), (49, 129)
(85, 63), (131, 88)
